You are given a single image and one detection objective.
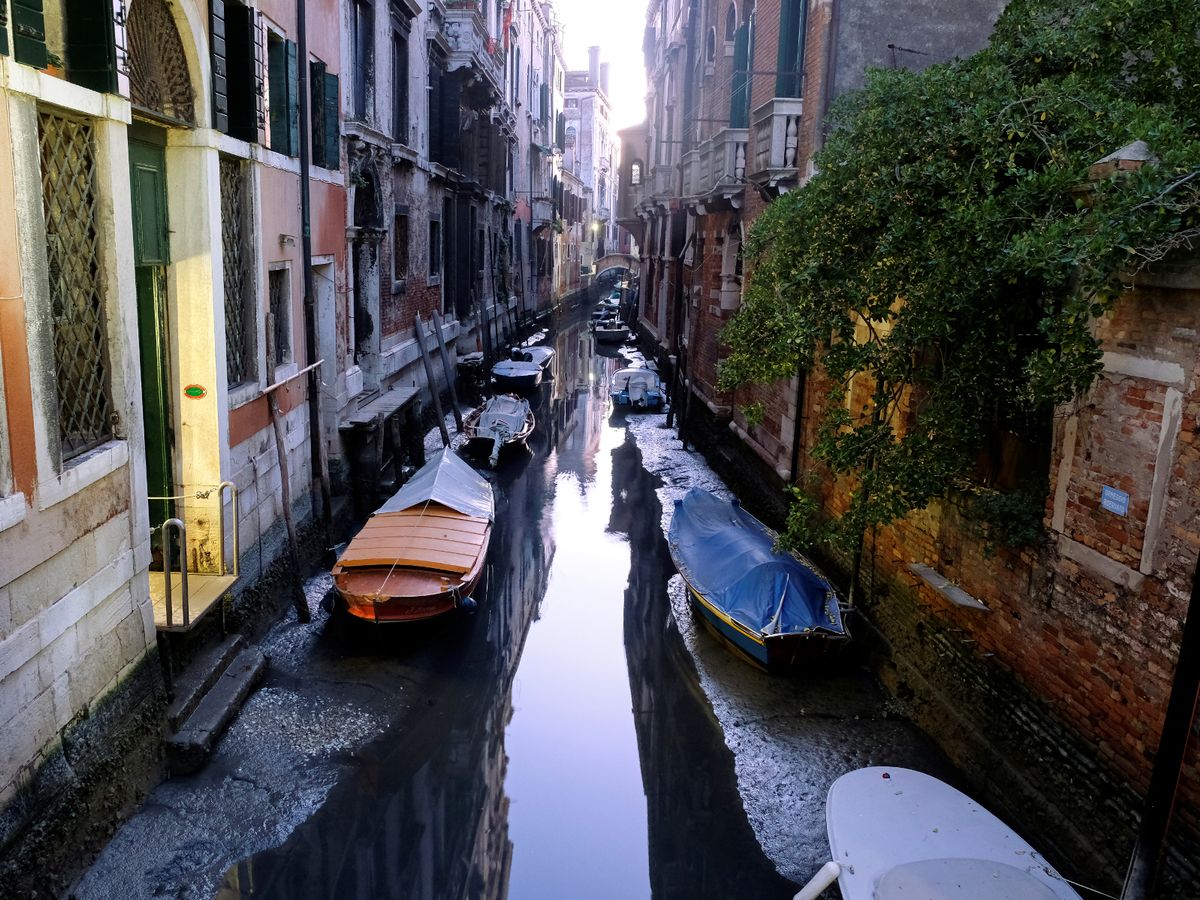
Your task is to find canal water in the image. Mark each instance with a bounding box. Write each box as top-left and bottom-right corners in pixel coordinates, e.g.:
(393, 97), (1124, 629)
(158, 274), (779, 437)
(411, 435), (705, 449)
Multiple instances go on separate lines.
(209, 308), (796, 898)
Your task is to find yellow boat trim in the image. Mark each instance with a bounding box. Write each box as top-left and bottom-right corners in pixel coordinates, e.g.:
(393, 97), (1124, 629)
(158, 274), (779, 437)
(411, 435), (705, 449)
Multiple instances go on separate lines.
(680, 574), (766, 647)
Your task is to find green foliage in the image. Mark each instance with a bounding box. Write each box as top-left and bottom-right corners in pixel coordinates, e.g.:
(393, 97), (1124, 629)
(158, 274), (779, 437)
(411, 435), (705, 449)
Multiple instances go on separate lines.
(720, 0), (1200, 550)
(963, 483), (1049, 553)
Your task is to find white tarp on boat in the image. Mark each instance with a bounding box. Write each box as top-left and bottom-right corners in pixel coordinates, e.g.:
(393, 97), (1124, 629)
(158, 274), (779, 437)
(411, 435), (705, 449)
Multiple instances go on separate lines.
(376, 449), (494, 521)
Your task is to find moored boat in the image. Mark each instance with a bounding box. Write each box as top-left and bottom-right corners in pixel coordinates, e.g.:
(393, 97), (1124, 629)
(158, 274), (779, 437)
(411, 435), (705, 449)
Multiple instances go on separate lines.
(610, 366), (665, 410)
(667, 488), (848, 670)
(490, 357), (543, 389)
(594, 318), (631, 343)
(332, 449), (494, 624)
(793, 767), (1082, 900)
(463, 393), (535, 466)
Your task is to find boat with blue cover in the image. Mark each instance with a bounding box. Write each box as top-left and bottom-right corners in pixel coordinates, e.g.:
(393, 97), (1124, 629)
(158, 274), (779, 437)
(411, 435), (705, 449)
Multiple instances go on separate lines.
(668, 488), (848, 671)
(609, 366), (665, 410)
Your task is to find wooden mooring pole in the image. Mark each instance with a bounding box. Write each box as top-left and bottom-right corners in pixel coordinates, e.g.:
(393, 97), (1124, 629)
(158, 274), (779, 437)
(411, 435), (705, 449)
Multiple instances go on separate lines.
(265, 312), (311, 623)
(414, 313), (451, 447)
(430, 309), (464, 433)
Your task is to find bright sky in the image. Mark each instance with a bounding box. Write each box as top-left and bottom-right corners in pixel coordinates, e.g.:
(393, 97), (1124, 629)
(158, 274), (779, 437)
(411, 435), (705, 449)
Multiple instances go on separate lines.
(557, 1), (650, 130)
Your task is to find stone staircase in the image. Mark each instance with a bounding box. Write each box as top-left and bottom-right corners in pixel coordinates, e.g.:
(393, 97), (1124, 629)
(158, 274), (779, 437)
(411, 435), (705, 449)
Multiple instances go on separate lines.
(164, 635), (267, 774)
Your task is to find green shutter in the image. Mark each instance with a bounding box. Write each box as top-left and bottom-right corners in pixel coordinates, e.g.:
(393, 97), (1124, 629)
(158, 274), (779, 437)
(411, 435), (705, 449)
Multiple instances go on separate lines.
(210, 0), (229, 131)
(309, 59), (326, 166)
(268, 37), (287, 151)
(285, 39), (299, 157)
(730, 23), (749, 128)
(323, 72), (339, 169)
(12, 0), (47, 68)
(65, 0), (117, 93)
(1, 0), (10, 55)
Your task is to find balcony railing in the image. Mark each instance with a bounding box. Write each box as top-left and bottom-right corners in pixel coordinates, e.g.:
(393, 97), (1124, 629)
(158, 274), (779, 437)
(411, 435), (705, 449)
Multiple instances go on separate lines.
(443, 3), (505, 98)
(749, 97), (804, 190)
(690, 127), (747, 199)
(532, 198), (554, 225)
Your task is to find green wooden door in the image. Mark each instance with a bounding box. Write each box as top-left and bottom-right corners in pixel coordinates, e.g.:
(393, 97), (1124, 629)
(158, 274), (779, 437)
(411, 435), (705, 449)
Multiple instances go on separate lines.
(128, 132), (174, 541)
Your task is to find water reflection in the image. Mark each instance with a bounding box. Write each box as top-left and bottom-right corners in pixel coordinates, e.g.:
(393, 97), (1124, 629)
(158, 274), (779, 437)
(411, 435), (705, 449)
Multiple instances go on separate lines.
(217, 308), (788, 899)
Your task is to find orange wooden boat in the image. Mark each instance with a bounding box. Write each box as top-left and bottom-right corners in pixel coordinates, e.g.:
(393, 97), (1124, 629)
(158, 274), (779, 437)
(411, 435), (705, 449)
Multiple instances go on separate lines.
(332, 449), (495, 623)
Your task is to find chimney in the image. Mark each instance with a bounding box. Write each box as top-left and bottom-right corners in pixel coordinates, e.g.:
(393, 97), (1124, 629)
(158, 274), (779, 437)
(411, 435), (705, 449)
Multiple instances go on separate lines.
(600, 62), (610, 96)
(589, 46), (601, 86)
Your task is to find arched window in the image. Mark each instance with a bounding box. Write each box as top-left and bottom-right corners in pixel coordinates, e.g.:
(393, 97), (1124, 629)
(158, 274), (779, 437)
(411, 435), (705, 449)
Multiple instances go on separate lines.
(630, 161), (643, 186)
(706, 27), (717, 64)
(724, 3), (737, 41)
(566, 126), (577, 148)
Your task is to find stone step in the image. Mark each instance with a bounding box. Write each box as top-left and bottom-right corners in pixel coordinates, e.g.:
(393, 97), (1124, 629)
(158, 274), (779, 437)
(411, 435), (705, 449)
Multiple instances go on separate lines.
(165, 647), (267, 775)
(166, 634), (246, 732)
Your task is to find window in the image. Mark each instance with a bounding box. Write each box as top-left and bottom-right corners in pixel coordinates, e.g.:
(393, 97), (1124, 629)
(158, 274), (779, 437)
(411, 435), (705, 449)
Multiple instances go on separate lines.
(310, 59), (340, 168)
(37, 109), (114, 461)
(267, 30), (299, 154)
(393, 210), (409, 284)
(429, 218), (442, 276)
(630, 161), (642, 186)
(213, 0), (261, 141)
(220, 156), (256, 385)
(724, 2), (737, 41)
(391, 15), (409, 142)
(353, 0), (374, 121)
(268, 267), (291, 369)
(776, 0), (807, 97)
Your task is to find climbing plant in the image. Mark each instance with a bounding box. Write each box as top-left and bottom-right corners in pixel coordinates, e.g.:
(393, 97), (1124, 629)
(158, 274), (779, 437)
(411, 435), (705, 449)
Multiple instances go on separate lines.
(718, 0), (1200, 553)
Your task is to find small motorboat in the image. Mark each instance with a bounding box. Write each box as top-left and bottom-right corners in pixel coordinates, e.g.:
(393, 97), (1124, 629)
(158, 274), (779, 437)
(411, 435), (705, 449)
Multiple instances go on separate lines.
(668, 488), (848, 671)
(332, 449), (494, 624)
(793, 767), (1082, 900)
(594, 318), (631, 344)
(463, 393), (535, 466)
(610, 366), (665, 410)
(491, 356), (542, 390)
(513, 344), (556, 377)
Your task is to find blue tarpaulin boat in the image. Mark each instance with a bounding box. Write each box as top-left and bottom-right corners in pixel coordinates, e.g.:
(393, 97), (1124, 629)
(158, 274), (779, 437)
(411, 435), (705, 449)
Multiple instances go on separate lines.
(668, 488), (848, 671)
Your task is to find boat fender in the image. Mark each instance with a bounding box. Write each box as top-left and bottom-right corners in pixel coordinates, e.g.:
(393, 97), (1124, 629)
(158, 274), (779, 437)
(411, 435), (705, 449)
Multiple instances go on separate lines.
(459, 595), (478, 613)
(792, 861), (841, 900)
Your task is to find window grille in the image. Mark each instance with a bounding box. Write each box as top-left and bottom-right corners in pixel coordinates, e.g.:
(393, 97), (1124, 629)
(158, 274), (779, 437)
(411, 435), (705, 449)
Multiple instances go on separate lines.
(268, 268), (291, 369)
(127, 0), (196, 123)
(38, 110), (114, 461)
(220, 156), (256, 385)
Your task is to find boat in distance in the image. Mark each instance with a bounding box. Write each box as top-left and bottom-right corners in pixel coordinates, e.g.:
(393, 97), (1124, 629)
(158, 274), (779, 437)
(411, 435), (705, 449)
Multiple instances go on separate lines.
(668, 488), (848, 671)
(463, 393), (535, 466)
(491, 345), (553, 389)
(610, 366), (665, 410)
(793, 767), (1082, 900)
(332, 449), (494, 623)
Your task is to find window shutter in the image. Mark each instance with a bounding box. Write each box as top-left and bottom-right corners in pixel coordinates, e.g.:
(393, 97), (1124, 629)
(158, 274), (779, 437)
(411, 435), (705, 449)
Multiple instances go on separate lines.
(12, 0), (47, 67)
(268, 37), (287, 151)
(323, 72), (339, 169)
(64, 0), (118, 93)
(253, 11), (265, 129)
(309, 59), (326, 166)
(285, 39), (299, 157)
(0, 0), (10, 55)
(729, 23), (749, 128)
(210, 0), (229, 132)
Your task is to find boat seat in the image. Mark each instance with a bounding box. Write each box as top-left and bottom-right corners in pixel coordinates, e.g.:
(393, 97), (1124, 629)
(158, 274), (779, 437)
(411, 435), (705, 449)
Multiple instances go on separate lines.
(875, 858), (1061, 900)
(337, 508), (489, 574)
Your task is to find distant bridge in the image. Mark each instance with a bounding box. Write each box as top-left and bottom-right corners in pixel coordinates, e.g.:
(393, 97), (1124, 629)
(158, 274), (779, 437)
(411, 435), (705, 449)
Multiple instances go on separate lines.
(594, 253), (638, 276)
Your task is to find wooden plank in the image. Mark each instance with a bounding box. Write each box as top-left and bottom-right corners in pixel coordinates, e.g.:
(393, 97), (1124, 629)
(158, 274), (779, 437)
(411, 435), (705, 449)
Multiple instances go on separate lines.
(338, 551), (475, 573)
(150, 573), (238, 632)
(360, 519), (488, 537)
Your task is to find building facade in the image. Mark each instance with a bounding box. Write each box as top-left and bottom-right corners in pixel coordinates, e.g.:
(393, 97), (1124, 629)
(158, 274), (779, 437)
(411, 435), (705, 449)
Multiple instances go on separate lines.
(623, 0), (1200, 893)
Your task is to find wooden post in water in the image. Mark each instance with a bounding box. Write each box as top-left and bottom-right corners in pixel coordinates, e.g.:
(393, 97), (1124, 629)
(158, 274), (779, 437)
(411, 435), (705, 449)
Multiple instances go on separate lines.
(414, 314), (451, 447)
(430, 309), (464, 433)
(264, 312), (311, 623)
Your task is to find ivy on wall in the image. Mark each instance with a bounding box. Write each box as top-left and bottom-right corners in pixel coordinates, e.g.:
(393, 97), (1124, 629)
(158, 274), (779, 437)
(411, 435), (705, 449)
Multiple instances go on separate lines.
(719, 0), (1200, 553)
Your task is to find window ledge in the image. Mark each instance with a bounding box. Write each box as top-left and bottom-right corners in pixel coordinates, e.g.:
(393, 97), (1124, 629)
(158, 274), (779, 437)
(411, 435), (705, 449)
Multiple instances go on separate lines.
(37, 440), (129, 511)
(427, 275), (442, 286)
(228, 380), (261, 410)
(0, 492), (28, 532)
(392, 279), (408, 294)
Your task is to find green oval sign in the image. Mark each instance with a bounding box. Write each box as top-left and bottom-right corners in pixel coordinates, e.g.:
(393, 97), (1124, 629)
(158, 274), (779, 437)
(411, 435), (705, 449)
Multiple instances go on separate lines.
(183, 384), (207, 399)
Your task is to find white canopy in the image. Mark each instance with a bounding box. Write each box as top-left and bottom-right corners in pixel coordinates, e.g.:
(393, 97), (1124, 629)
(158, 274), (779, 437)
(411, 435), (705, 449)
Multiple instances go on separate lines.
(377, 449), (494, 521)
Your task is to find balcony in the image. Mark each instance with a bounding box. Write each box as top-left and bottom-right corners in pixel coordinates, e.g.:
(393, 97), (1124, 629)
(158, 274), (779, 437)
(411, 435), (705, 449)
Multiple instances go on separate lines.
(650, 165), (675, 199)
(749, 97), (804, 192)
(532, 198), (554, 226)
(443, 1), (505, 100)
(681, 148), (700, 196)
(692, 127), (748, 208)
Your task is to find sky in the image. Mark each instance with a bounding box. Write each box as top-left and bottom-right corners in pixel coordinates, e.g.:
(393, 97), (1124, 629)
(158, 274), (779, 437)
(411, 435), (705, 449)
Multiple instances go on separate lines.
(556, 0), (650, 130)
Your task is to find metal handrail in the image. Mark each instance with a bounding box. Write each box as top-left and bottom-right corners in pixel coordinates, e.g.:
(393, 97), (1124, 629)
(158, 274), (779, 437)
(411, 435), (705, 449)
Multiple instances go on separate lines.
(161, 518), (189, 628)
(216, 481), (239, 577)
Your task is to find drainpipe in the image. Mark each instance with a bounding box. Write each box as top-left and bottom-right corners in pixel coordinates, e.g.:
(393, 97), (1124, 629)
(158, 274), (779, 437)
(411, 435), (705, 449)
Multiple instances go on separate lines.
(297, 0), (333, 538)
(1121, 551), (1200, 899)
(789, 365), (806, 482)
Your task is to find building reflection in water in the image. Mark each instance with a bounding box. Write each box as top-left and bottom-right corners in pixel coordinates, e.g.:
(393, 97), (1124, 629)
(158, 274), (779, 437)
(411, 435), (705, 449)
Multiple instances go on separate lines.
(611, 435), (799, 899)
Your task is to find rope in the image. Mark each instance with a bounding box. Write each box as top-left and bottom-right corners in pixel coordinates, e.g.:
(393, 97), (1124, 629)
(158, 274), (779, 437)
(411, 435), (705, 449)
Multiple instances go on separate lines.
(146, 486), (223, 501)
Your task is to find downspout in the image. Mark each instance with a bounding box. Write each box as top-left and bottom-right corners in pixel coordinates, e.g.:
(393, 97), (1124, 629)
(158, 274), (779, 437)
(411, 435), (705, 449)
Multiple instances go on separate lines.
(789, 365), (806, 482)
(1122, 551), (1200, 899)
(297, 0), (333, 537)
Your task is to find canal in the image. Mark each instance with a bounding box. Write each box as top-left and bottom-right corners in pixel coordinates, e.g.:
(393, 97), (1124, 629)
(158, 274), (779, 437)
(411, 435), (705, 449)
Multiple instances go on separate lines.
(75, 302), (948, 899)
